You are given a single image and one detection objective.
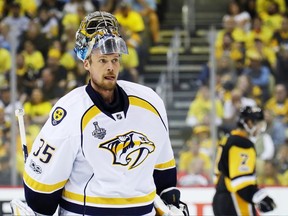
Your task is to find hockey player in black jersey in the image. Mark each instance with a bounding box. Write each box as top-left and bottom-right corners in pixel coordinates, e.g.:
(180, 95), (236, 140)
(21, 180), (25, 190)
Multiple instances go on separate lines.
(213, 106), (276, 215)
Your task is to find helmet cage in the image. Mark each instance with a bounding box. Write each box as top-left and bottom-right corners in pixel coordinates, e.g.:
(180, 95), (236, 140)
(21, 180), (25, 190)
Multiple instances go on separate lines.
(74, 11), (128, 61)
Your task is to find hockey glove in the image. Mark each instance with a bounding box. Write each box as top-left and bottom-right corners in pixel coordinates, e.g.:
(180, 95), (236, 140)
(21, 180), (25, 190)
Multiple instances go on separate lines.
(252, 189), (276, 213)
(10, 199), (35, 216)
(154, 194), (185, 216)
(158, 187), (189, 216)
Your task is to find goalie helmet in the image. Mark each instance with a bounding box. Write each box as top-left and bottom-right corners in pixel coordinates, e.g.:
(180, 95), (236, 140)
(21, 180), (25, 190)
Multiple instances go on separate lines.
(74, 11), (128, 61)
(237, 106), (266, 136)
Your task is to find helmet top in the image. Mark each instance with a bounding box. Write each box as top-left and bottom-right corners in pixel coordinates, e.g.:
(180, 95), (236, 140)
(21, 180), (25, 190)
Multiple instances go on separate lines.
(74, 11), (127, 61)
(237, 106), (264, 128)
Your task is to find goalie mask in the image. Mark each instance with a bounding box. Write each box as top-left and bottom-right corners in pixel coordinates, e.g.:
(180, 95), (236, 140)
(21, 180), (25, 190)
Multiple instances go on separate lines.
(74, 11), (128, 61)
(237, 106), (266, 137)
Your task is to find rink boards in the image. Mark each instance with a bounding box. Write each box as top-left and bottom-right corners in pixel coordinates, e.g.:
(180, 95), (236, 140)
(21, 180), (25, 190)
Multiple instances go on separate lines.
(0, 186), (287, 215)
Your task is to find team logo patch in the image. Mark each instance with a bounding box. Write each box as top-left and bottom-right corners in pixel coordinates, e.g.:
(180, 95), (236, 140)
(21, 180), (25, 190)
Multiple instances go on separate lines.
(99, 131), (155, 169)
(51, 107), (67, 126)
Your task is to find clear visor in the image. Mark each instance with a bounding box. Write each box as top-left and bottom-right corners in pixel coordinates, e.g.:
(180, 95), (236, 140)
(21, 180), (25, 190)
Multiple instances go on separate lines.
(94, 35), (128, 55)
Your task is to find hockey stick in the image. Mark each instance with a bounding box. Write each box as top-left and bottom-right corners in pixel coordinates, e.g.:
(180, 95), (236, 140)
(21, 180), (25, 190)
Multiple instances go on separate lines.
(11, 109), (36, 215)
(15, 108), (28, 163)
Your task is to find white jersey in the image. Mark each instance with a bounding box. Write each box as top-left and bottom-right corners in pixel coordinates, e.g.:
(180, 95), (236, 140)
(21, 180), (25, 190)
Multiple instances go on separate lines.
(23, 80), (176, 215)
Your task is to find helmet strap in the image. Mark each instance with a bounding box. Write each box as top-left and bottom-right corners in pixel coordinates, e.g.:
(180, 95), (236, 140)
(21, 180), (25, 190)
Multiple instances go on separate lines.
(242, 121), (257, 137)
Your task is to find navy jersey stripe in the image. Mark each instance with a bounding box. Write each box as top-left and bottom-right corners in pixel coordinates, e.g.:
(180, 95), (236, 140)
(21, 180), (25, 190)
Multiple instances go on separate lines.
(60, 199), (154, 215)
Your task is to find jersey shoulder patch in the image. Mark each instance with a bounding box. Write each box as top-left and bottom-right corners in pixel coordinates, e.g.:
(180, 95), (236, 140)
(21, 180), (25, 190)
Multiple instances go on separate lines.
(51, 107), (67, 126)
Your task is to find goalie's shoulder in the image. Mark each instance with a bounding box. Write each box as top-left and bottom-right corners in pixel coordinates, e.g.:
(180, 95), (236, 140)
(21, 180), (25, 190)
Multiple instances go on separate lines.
(47, 86), (91, 130)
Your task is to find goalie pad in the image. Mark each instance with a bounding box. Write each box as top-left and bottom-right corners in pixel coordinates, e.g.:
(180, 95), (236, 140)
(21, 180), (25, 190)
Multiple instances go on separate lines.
(10, 199), (35, 216)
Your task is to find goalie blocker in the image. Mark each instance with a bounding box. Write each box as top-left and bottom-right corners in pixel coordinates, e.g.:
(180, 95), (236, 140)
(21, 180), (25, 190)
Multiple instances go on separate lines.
(155, 187), (189, 216)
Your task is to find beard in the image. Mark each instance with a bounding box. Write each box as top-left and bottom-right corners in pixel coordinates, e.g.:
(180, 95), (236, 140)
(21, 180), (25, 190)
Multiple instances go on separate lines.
(91, 76), (117, 92)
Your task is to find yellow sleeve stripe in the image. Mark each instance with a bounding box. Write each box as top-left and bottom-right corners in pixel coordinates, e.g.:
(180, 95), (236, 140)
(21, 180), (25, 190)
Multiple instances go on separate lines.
(230, 175), (256, 192)
(129, 96), (159, 117)
(154, 159), (176, 170)
(63, 189), (156, 205)
(82, 106), (101, 130)
(23, 171), (67, 193)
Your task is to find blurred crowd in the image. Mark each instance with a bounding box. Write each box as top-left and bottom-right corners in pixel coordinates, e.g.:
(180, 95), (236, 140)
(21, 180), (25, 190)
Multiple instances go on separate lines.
(1, 0), (288, 188)
(0, 0), (165, 185)
(179, 0), (288, 187)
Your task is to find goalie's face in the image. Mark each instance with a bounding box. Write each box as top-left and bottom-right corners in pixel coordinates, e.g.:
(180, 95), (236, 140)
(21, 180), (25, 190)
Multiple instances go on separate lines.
(83, 49), (121, 92)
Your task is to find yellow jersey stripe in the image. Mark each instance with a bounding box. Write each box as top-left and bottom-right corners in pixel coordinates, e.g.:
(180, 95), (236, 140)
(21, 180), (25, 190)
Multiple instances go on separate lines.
(129, 96), (159, 116)
(23, 171), (67, 193)
(232, 192), (254, 216)
(63, 190), (156, 205)
(154, 159), (176, 170)
(82, 106), (101, 130)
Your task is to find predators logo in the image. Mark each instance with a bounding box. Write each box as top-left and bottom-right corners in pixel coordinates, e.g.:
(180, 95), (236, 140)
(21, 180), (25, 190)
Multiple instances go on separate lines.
(51, 107), (67, 126)
(99, 131), (155, 169)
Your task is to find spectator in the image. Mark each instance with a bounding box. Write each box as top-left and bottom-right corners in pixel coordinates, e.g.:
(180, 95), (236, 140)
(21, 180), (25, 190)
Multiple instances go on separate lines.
(252, 130), (275, 161)
(45, 47), (68, 89)
(276, 141), (288, 174)
(192, 125), (213, 157)
(275, 45), (288, 87)
(265, 83), (288, 126)
(0, 86), (22, 124)
(1, 2), (30, 47)
(177, 136), (212, 180)
(118, 26), (140, 82)
(23, 87), (52, 128)
(238, 0), (257, 19)
(186, 85), (223, 127)
(215, 17), (246, 52)
(242, 49), (272, 103)
(264, 108), (286, 149)
(245, 16), (274, 49)
(0, 22), (11, 50)
(63, 0), (95, 14)
(0, 107), (10, 131)
(33, 6), (59, 39)
(20, 39), (45, 73)
(258, 1), (284, 32)
(248, 38), (277, 71)
(256, 0), (286, 15)
(257, 160), (284, 186)
(38, 0), (65, 20)
(223, 0), (251, 32)
(177, 157), (210, 187)
(18, 21), (51, 59)
(235, 74), (263, 106)
(114, 2), (146, 74)
(215, 32), (244, 65)
(15, 52), (41, 101)
(222, 87), (256, 132)
(271, 15), (288, 54)
(0, 46), (11, 87)
(38, 67), (65, 105)
(114, 2), (145, 49)
(124, 0), (160, 45)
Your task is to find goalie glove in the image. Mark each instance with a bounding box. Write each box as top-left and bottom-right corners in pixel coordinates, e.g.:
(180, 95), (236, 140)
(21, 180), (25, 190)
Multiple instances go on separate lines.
(252, 189), (276, 213)
(155, 187), (189, 216)
(10, 199), (35, 216)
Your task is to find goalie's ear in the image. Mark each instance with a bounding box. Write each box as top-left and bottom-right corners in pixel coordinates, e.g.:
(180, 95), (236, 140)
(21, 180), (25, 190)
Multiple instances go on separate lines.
(160, 187), (181, 207)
